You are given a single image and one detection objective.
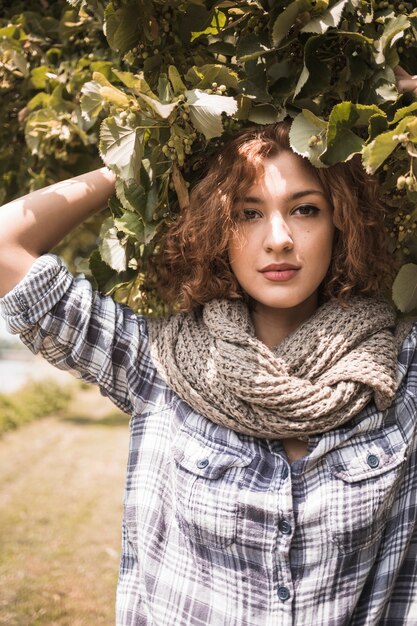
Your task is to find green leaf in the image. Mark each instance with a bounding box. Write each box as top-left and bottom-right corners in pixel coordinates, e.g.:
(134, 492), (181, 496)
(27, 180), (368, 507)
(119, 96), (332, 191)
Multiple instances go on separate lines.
(191, 9), (227, 42)
(90, 61), (114, 80)
(184, 66), (204, 86)
(24, 108), (61, 155)
(374, 15), (410, 65)
(114, 210), (145, 239)
(111, 70), (172, 117)
(30, 66), (54, 89)
(27, 92), (51, 111)
(194, 64), (239, 90)
(117, 173), (162, 236)
(320, 103), (384, 166)
(90, 71), (130, 107)
(185, 89), (238, 140)
(375, 82), (398, 103)
(248, 104), (286, 124)
(236, 34), (271, 62)
(100, 85), (130, 108)
(391, 102), (417, 125)
(293, 64), (310, 99)
(0, 26), (22, 39)
(289, 110), (327, 168)
(115, 178), (147, 213)
(80, 80), (103, 123)
(168, 65), (186, 95)
(291, 34), (329, 99)
(406, 117), (417, 144)
(392, 264), (417, 313)
(112, 70), (157, 99)
(89, 250), (136, 296)
(180, 3), (211, 41)
(368, 114), (389, 140)
(0, 40), (28, 77)
(207, 41), (236, 56)
(300, 0), (348, 34)
(99, 116), (142, 180)
(138, 93), (178, 119)
(362, 116), (415, 174)
(99, 217), (128, 272)
(272, 0), (309, 47)
(104, 2), (142, 54)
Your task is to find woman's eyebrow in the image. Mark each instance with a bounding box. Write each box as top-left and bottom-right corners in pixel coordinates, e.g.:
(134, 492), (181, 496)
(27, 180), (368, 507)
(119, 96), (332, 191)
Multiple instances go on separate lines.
(242, 196), (264, 204)
(291, 189), (326, 200)
(241, 189), (326, 203)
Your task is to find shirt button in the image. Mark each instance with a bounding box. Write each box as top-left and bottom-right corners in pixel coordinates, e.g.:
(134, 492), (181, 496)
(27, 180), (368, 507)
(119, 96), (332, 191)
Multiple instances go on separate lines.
(277, 586), (290, 602)
(278, 519), (292, 535)
(367, 454), (380, 469)
(196, 458), (209, 469)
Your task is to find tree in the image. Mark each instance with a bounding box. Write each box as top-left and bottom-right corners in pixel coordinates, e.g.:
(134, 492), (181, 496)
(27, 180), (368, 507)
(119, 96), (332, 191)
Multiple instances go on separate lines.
(2, 0), (417, 313)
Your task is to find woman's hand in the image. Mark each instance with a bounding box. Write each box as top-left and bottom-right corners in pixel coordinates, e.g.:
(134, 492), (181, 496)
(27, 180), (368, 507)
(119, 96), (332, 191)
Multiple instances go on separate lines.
(394, 66), (417, 96)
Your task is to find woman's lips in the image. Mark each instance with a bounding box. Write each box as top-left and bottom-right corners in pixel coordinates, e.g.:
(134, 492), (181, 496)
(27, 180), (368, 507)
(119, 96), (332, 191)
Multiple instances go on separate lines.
(260, 269), (300, 281)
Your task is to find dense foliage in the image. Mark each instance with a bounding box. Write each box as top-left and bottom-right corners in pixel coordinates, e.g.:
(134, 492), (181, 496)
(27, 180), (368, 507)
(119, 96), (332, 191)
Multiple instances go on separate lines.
(2, 0), (417, 313)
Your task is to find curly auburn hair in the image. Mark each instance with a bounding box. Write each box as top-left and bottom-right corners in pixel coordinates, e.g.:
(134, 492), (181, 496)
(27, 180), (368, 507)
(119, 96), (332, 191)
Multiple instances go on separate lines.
(151, 120), (398, 311)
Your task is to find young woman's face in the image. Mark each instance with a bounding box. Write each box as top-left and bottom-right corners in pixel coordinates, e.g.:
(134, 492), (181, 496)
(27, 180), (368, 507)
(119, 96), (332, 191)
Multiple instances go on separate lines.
(228, 150), (335, 316)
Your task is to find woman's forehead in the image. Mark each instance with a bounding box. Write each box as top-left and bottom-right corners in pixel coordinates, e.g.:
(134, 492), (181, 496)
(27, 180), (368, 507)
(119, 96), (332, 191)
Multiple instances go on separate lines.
(246, 152), (324, 194)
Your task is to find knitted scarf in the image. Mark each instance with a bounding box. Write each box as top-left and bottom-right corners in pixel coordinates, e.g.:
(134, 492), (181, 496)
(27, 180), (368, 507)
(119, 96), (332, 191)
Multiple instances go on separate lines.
(147, 296), (414, 439)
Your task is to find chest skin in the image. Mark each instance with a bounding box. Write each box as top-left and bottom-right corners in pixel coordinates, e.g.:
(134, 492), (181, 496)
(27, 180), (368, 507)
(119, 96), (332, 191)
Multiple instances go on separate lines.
(282, 437), (309, 462)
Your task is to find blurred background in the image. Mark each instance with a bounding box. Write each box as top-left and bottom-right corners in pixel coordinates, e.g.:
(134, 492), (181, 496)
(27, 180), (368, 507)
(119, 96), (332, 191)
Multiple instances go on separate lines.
(0, 318), (130, 626)
(0, 2), (132, 622)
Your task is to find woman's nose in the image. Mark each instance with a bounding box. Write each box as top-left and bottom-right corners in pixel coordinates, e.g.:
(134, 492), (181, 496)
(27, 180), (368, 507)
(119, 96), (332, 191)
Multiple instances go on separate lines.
(263, 215), (293, 252)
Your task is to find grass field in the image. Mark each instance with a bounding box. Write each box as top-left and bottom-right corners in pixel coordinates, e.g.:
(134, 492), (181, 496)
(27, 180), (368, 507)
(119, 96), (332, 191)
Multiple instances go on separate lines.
(0, 385), (130, 626)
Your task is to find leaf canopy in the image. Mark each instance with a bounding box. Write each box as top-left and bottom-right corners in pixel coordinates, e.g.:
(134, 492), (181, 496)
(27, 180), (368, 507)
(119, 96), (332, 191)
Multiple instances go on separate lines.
(3, 0), (417, 315)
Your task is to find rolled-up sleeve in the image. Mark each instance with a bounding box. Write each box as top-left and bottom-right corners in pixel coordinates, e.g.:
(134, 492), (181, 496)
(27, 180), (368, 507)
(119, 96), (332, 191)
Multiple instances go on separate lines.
(0, 254), (153, 415)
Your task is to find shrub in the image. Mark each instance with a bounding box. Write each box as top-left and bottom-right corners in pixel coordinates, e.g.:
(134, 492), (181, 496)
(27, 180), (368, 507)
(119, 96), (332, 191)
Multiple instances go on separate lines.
(0, 379), (73, 434)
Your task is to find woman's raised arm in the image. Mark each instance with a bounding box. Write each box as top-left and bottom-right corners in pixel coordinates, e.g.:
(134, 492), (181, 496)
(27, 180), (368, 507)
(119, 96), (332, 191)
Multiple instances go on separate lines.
(0, 167), (116, 297)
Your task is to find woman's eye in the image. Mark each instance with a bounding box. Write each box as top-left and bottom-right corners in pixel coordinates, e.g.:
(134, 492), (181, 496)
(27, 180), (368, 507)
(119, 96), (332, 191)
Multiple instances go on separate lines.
(242, 208), (260, 220)
(294, 204), (320, 216)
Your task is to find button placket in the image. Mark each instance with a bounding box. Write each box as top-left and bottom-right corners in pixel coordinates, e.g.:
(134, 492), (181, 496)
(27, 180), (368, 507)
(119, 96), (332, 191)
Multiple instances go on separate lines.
(271, 458), (295, 615)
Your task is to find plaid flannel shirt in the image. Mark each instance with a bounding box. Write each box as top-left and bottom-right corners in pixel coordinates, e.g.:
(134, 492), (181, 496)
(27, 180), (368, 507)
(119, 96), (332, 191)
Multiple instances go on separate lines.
(1, 253), (417, 626)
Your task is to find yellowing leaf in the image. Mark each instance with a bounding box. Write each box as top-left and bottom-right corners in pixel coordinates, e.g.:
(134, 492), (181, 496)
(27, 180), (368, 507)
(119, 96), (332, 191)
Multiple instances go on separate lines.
(88, 72), (128, 107)
(100, 85), (129, 107)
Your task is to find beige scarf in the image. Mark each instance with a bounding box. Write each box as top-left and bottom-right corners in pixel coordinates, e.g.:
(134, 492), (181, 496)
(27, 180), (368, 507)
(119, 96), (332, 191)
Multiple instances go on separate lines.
(147, 296), (414, 439)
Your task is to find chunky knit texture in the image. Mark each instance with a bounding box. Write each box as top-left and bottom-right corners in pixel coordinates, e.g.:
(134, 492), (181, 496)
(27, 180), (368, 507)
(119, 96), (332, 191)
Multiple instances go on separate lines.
(147, 296), (415, 439)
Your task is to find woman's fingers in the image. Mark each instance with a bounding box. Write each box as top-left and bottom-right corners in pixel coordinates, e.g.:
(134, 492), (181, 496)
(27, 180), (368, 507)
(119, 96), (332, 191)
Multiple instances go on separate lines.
(394, 65), (417, 94)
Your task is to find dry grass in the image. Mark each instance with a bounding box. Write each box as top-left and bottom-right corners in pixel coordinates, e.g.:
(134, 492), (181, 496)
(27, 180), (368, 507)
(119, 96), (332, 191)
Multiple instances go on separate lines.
(0, 385), (130, 626)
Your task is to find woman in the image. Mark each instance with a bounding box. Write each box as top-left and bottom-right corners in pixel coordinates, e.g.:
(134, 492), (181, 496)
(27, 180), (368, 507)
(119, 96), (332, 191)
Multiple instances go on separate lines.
(1, 116), (417, 624)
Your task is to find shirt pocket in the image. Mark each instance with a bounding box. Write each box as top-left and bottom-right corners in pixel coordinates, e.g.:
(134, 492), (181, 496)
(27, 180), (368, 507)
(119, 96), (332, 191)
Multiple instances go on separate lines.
(171, 426), (253, 549)
(326, 424), (408, 555)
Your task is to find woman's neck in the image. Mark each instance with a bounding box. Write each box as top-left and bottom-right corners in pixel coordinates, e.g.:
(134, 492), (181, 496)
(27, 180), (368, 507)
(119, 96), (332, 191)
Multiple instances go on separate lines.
(250, 295), (319, 348)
